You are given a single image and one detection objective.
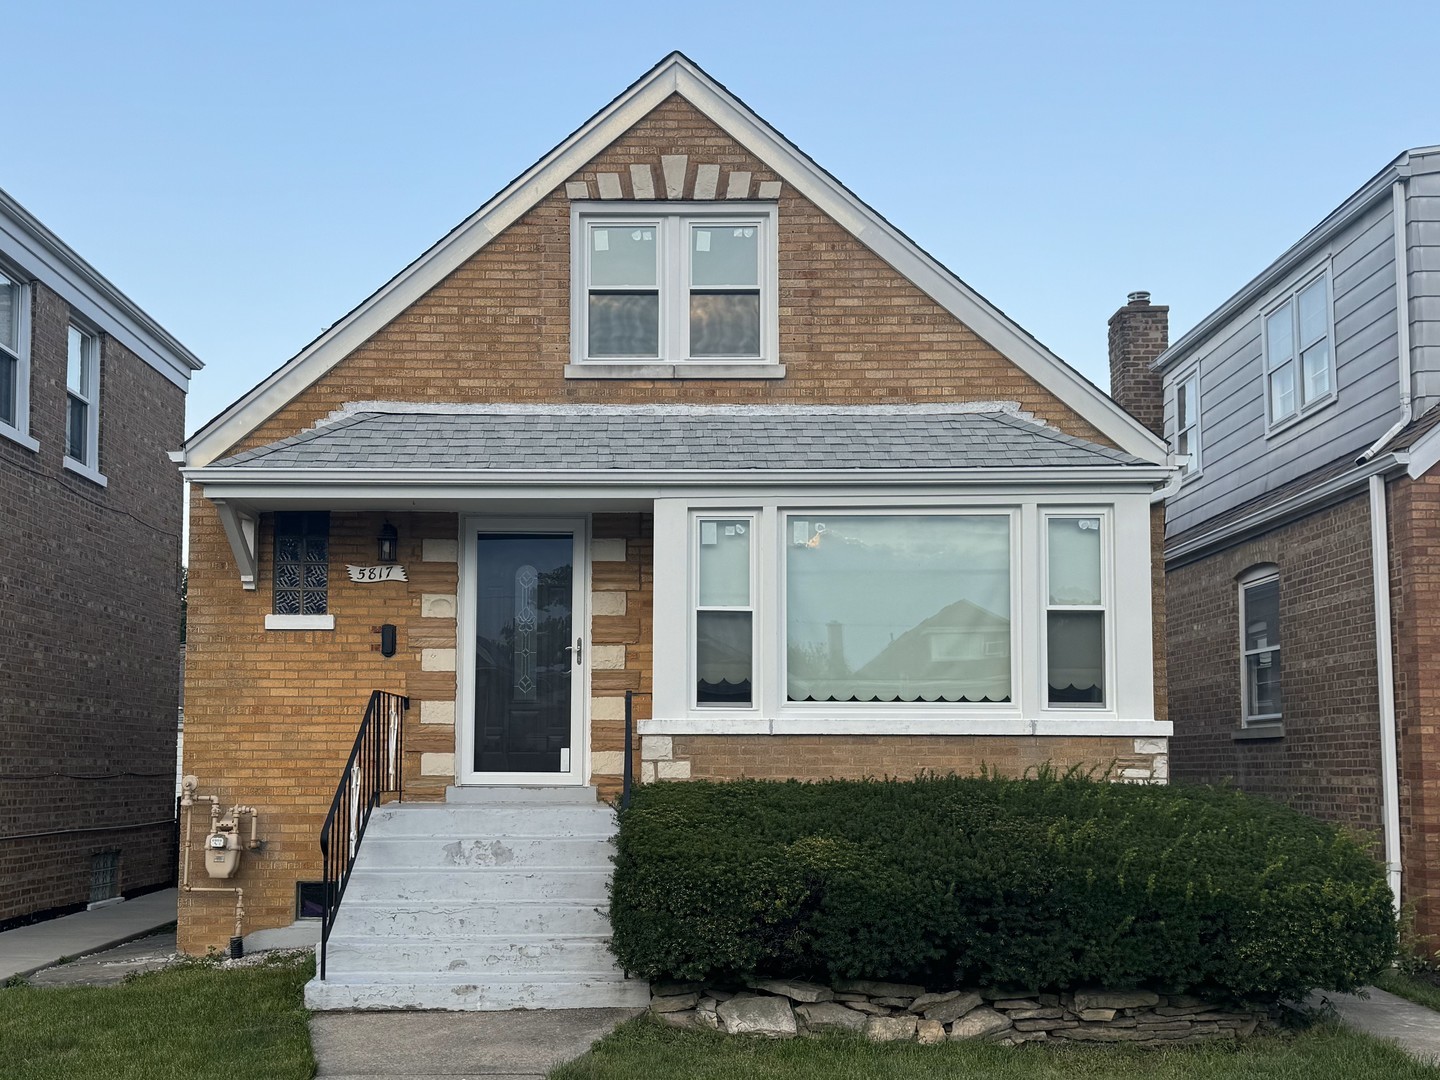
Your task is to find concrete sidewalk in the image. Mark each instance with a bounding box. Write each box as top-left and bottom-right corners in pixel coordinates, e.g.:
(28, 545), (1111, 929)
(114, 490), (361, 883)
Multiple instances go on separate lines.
(1315, 986), (1440, 1064)
(309, 1008), (641, 1079)
(0, 888), (177, 981)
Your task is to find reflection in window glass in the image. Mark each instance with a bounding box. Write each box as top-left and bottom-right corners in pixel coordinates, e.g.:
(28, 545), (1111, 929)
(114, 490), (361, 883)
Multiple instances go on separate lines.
(1242, 576), (1282, 722)
(785, 515), (1011, 704)
(696, 518), (753, 706)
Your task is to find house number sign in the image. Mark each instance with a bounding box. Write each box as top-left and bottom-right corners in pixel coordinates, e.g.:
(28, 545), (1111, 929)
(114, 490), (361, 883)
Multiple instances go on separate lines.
(346, 565), (408, 583)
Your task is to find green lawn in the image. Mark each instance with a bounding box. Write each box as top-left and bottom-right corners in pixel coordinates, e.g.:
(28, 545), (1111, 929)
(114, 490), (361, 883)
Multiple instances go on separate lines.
(0, 953), (315, 1080)
(1376, 970), (1440, 1012)
(551, 1016), (1440, 1080)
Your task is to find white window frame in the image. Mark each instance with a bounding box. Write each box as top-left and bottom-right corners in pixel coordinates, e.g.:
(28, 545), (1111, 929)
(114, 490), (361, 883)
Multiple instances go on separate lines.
(569, 201), (780, 375)
(1041, 510), (1112, 711)
(690, 512), (759, 712)
(649, 496), (1163, 738)
(1263, 265), (1335, 433)
(0, 265), (37, 452)
(1174, 369), (1200, 479)
(63, 322), (105, 486)
(1239, 567), (1282, 727)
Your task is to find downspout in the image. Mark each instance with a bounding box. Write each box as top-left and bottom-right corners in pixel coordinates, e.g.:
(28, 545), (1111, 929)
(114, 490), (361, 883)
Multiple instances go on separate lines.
(1360, 179), (1413, 462)
(1369, 474), (1403, 912)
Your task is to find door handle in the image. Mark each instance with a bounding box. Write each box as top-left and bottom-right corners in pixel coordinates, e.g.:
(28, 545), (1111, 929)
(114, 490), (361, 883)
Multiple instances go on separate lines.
(563, 637), (583, 672)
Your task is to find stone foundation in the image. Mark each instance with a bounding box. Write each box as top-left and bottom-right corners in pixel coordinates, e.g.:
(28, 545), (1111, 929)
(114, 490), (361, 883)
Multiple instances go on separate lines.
(649, 978), (1271, 1046)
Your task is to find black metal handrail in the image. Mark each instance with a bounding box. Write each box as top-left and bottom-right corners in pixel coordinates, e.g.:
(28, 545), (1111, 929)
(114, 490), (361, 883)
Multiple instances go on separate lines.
(318, 689), (407, 980)
(622, 689), (650, 811)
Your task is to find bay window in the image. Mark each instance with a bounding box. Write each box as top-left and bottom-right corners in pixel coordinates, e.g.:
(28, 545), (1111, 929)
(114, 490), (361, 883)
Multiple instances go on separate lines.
(1045, 515), (1106, 707)
(694, 516), (754, 707)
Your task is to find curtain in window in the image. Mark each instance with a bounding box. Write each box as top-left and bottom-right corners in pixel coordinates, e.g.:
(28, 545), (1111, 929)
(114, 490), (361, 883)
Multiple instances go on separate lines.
(786, 515), (1011, 703)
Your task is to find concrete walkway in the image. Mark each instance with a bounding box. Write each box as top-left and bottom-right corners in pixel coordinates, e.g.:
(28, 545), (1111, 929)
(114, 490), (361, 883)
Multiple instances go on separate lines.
(1315, 986), (1440, 1064)
(0, 888), (177, 981)
(309, 1008), (642, 1079)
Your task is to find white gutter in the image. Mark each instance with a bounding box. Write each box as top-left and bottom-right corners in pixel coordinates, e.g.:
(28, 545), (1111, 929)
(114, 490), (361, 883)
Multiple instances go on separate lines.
(1368, 473), (1404, 911)
(1360, 179), (1414, 462)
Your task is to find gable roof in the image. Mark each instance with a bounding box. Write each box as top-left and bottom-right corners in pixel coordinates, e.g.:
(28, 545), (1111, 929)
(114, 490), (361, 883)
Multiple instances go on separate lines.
(182, 53), (1167, 467)
(205, 402), (1150, 474)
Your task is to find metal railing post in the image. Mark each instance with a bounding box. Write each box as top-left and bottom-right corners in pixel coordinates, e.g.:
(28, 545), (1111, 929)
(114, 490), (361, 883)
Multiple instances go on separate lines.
(623, 690), (634, 810)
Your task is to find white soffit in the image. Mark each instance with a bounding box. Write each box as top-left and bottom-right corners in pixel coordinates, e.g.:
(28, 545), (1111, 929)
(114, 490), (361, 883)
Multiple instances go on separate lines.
(183, 53), (1167, 467)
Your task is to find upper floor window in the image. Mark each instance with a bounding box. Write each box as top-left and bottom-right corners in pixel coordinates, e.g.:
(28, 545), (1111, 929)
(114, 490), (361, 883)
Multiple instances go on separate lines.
(273, 511), (330, 616)
(572, 204), (777, 367)
(1240, 569), (1281, 725)
(1264, 271), (1332, 428)
(0, 269), (33, 448)
(65, 324), (101, 474)
(1175, 370), (1200, 476)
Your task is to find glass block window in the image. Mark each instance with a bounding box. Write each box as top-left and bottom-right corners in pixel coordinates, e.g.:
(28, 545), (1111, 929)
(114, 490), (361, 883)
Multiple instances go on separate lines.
(89, 850), (120, 903)
(273, 511), (330, 616)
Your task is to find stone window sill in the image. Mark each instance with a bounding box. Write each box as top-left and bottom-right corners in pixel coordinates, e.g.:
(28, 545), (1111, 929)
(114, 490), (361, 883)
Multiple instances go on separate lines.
(638, 718), (1174, 738)
(0, 423), (39, 452)
(63, 456), (108, 488)
(1233, 723), (1284, 741)
(265, 614), (335, 631)
(564, 362), (785, 381)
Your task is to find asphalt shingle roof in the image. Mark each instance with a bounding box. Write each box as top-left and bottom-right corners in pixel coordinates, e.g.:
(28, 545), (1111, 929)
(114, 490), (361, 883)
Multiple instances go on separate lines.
(211, 406), (1150, 472)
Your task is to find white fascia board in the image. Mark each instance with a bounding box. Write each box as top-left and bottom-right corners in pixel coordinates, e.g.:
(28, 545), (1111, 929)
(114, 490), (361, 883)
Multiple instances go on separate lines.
(182, 54), (1166, 467)
(0, 189), (202, 389)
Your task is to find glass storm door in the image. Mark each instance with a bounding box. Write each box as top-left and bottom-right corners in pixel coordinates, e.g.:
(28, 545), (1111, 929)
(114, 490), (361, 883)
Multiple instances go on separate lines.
(467, 530), (582, 781)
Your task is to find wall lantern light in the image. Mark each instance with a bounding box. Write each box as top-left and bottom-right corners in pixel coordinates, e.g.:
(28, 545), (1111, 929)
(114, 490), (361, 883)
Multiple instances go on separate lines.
(377, 521), (398, 563)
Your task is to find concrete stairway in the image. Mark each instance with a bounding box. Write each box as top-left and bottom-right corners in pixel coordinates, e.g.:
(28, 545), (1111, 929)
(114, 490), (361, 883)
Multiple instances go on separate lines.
(304, 787), (649, 1011)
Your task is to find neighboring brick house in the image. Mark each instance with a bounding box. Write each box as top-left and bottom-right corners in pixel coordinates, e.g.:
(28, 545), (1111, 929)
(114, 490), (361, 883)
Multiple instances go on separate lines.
(0, 187), (201, 925)
(1110, 146), (1440, 942)
(176, 54), (1174, 1007)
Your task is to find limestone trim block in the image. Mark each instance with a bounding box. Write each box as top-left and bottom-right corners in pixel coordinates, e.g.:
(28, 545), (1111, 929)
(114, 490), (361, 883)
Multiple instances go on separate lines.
(591, 750), (624, 776)
(641, 735), (673, 761)
(591, 696), (625, 722)
(591, 590), (627, 616)
(640, 761), (656, 783)
(421, 648), (457, 672)
(420, 752), (455, 777)
(422, 539), (458, 563)
(591, 538), (627, 562)
(421, 593), (457, 619)
(565, 181), (591, 199)
(1134, 737), (1168, 756)
(591, 645), (626, 671)
(419, 700), (455, 726)
(657, 760), (691, 780)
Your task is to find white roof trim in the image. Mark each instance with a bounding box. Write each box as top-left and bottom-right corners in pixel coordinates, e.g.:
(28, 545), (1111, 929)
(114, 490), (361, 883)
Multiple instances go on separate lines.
(182, 53), (1166, 467)
(0, 186), (202, 389)
(314, 398), (1042, 423)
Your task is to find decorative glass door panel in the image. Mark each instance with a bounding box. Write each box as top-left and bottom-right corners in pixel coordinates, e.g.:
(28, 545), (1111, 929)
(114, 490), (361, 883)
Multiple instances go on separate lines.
(473, 534), (574, 774)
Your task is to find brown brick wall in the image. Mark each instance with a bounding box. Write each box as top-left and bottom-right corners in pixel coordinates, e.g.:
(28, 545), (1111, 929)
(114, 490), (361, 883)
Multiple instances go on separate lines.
(1166, 496), (1383, 842)
(588, 514), (652, 804)
(0, 281), (183, 921)
(1107, 295), (1167, 438)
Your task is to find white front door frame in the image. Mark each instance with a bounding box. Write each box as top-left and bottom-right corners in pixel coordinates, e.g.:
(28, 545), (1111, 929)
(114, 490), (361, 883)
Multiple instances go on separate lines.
(455, 515), (590, 786)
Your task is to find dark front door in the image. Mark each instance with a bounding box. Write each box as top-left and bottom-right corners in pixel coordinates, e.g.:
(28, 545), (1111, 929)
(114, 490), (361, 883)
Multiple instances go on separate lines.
(473, 533), (575, 775)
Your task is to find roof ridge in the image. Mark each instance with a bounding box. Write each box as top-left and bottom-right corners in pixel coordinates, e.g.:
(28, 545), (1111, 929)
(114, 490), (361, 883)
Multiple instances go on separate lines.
(318, 400), (1039, 422)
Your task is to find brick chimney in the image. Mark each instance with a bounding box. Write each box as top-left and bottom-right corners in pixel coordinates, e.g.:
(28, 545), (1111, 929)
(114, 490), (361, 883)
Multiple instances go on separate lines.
(1107, 291), (1168, 437)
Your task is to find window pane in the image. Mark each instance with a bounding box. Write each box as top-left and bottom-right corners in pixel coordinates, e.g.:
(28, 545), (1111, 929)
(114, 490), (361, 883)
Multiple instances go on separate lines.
(0, 273), (16, 353)
(1298, 277), (1327, 346)
(1301, 340), (1331, 404)
(1243, 578), (1279, 650)
(786, 515), (1011, 704)
(1266, 304), (1293, 366)
(1246, 651), (1282, 717)
(1047, 610), (1104, 705)
(691, 226), (758, 288)
(66, 395), (87, 460)
(698, 519), (750, 607)
(275, 511), (329, 616)
(589, 226), (656, 287)
(690, 292), (760, 357)
(1177, 380), (1192, 430)
(1269, 363), (1296, 421)
(588, 293), (659, 357)
(67, 326), (89, 395)
(0, 355), (14, 427)
(1177, 428), (1192, 462)
(1048, 517), (1102, 606)
(697, 610), (752, 706)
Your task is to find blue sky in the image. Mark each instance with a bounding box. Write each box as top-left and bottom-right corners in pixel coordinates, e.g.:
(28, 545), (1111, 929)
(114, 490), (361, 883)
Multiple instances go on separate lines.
(6, 1), (1437, 434)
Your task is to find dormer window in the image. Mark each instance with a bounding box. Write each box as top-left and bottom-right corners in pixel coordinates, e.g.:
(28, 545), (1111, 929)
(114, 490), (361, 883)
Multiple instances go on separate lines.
(1264, 269), (1333, 429)
(570, 203), (778, 373)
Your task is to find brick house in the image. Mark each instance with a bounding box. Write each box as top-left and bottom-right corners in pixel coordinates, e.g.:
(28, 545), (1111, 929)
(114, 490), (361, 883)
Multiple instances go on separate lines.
(176, 54), (1174, 1007)
(0, 186), (201, 925)
(1111, 146), (1440, 941)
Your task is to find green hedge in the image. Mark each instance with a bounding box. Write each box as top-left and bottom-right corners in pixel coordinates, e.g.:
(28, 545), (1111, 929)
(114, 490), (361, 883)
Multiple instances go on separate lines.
(608, 773), (1395, 1003)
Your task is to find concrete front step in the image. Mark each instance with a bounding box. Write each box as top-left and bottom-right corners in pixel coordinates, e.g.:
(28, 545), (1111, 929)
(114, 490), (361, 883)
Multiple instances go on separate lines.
(343, 868), (613, 904)
(359, 836), (615, 869)
(367, 804), (617, 837)
(444, 785), (600, 805)
(323, 934), (620, 975)
(305, 974), (651, 1011)
(334, 900), (613, 939)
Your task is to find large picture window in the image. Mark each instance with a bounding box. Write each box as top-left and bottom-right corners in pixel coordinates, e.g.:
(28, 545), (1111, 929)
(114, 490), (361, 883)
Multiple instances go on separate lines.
(784, 514), (1012, 704)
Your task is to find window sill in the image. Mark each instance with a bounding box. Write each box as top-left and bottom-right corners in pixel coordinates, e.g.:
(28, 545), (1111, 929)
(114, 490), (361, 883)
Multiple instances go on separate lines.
(265, 614), (335, 631)
(63, 456), (108, 488)
(1265, 393), (1337, 440)
(1233, 723), (1284, 741)
(564, 362), (786, 380)
(0, 423), (39, 452)
(639, 717), (1173, 738)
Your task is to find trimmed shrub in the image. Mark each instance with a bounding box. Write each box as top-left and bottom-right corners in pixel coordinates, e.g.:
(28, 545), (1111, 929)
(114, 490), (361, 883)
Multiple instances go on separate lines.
(608, 772), (1395, 1003)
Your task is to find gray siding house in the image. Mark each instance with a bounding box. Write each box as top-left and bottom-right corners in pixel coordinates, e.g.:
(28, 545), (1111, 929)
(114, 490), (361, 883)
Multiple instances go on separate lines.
(1109, 146), (1440, 945)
